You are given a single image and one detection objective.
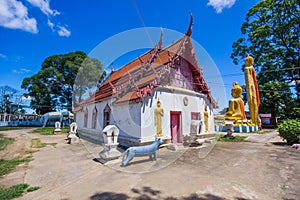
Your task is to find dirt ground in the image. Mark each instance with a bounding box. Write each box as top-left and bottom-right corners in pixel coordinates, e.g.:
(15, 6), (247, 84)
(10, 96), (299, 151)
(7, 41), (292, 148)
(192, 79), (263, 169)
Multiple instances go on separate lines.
(0, 128), (299, 200)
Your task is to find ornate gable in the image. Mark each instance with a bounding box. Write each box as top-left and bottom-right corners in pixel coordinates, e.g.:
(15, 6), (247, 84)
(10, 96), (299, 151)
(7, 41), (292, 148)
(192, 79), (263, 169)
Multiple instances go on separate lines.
(80, 15), (217, 108)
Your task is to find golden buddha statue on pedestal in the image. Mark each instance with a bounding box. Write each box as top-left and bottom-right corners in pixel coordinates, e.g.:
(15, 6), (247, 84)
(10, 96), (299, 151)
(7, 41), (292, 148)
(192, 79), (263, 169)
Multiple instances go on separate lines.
(225, 82), (246, 122)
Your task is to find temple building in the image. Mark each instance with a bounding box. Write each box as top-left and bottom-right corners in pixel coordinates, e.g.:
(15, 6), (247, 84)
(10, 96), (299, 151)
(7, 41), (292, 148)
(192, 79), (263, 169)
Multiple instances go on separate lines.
(74, 16), (218, 146)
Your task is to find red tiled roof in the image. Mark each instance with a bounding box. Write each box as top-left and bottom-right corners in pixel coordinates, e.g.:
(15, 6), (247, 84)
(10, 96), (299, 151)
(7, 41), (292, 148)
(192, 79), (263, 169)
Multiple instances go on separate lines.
(79, 34), (217, 108)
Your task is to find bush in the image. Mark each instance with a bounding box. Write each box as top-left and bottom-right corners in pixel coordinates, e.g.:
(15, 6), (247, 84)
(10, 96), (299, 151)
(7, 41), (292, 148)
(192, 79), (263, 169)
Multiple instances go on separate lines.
(277, 119), (300, 145)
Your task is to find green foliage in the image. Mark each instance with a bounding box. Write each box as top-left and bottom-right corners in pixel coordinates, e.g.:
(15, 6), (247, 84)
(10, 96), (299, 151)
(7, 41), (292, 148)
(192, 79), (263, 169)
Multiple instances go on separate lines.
(278, 119), (300, 145)
(74, 57), (106, 104)
(0, 134), (14, 150)
(216, 135), (248, 142)
(259, 82), (294, 123)
(0, 85), (22, 114)
(0, 157), (32, 177)
(231, 0), (300, 117)
(30, 127), (69, 135)
(25, 149), (39, 154)
(21, 51), (106, 113)
(0, 183), (29, 200)
(0, 184), (40, 199)
(27, 186), (40, 192)
(218, 107), (228, 115)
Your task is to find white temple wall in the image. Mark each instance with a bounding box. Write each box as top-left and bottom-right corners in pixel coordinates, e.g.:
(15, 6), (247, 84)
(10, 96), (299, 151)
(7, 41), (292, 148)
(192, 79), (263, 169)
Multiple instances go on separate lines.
(140, 87), (215, 143)
(76, 87), (215, 145)
(75, 111), (84, 128)
(112, 103), (142, 141)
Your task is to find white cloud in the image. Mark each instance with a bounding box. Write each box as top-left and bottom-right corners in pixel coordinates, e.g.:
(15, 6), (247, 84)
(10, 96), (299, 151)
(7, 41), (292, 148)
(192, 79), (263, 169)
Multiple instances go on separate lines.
(47, 19), (54, 29)
(12, 69), (22, 74)
(22, 96), (32, 101)
(27, 0), (60, 16)
(207, 0), (237, 13)
(57, 25), (71, 37)
(31, 1), (72, 37)
(0, 53), (7, 59)
(0, 0), (70, 37)
(20, 68), (32, 73)
(12, 68), (32, 74)
(48, 19), (71, 37)
(0, 0), (38, 33)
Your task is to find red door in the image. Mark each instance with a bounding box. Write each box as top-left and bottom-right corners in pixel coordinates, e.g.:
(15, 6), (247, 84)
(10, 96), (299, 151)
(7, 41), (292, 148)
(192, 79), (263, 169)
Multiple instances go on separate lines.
(170, 111), (182, 143)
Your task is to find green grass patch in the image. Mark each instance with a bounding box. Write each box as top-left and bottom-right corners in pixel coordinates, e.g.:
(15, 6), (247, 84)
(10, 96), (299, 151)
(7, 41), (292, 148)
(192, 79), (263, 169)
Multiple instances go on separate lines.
(30, 138), (46, 148)
(0, 183), (29, 200)
(0, 127), (32, 132)
(27, 186), (40, 192)
(216, 134), (248, 142)
(0, 157), (33, 177)
(30, 138), (57, 148)
(0, 134), (14, 151)
(25, 149), (40, 154)
(0, 184), (40, 199)
(30, 127), (69, 135)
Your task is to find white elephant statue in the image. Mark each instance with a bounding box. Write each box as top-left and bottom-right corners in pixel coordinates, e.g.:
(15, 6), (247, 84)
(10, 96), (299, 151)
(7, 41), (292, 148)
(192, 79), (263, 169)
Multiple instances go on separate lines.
(41, 111), (74, 128)
(41, 112), (63, 128)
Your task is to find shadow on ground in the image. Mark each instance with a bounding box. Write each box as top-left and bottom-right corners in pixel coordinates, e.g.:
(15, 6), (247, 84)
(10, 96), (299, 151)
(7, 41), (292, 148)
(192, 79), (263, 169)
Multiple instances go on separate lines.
(90, 186), (250, 200)
(272, 141), (289, 146)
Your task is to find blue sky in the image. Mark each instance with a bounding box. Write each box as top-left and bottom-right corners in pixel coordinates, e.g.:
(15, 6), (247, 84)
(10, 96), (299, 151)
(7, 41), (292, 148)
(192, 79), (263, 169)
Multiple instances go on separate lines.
(0, 0), (261, 112)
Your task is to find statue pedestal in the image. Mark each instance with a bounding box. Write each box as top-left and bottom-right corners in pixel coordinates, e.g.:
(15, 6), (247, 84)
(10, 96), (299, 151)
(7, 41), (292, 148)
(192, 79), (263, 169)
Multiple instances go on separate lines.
(99, 143), (121, 161)
(54, 121), (62, 133)
(98, 125), (121, 162)
(249, 126), (258, 132)
(67, 133), (79, 144)
(242, 126), (249, 133)
(216, 124), (259, 133)
(233, 126), (242, 133)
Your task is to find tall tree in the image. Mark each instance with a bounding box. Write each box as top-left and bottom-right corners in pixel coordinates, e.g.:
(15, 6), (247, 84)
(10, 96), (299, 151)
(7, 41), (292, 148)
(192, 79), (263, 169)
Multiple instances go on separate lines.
(74, 57), (106, 104)
(0, 85), (24, 114)
(231, 0), (300, 118)
(259, 82), (294, 123)
(22, 51), (106, 114)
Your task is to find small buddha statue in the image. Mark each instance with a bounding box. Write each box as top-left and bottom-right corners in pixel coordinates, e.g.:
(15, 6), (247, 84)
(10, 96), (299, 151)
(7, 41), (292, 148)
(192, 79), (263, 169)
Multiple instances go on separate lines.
(154, 98), (164, 137)
(204, 106), (209, 132)
(225, 82), (246, 121)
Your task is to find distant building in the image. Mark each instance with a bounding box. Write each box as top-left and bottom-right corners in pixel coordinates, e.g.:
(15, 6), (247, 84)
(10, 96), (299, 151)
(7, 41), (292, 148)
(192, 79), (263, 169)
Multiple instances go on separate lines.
(259, 113), (272, 125)
(74, 16), (218, 146)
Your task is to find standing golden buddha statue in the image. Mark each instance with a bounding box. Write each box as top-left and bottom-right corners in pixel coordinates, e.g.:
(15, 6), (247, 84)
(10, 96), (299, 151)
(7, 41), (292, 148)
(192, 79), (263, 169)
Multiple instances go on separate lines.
(244, 55), (260, 126)
(154, 98), (164, 137)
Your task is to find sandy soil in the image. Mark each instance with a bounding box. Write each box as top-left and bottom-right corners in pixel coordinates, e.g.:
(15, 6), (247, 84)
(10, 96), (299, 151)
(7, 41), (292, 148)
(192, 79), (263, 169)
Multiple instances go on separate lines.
(0, 128), (299, 200)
